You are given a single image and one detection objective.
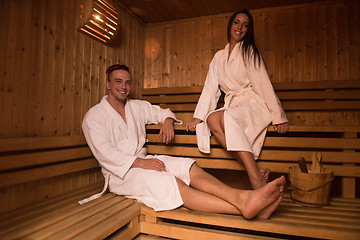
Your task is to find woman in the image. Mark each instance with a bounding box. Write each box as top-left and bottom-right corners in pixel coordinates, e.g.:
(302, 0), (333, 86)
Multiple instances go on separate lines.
(185, 9), (288, 190)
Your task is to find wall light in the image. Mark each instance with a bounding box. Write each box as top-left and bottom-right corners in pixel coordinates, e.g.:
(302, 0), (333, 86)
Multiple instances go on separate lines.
(77, 0), (119, 45)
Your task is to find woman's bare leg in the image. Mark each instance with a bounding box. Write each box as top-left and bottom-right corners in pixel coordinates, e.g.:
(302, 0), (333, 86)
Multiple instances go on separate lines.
(178, 164), (286, 219)
(207, 111), (267, 189)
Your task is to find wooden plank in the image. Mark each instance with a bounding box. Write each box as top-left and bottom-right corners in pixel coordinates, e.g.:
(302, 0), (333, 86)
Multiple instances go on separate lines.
(72, 203), (141, 240)
(0, 158), (99, 188)
(141, 221), (278, 240)
(0, 136), (87, 152)
(0, 147), (93, 171)
(28, 199), (136, 240)
(142, 86), (203, 95)
(106, 218), (141, 240)
(0, 194), (119, 239)
(142, 94), (200, 104)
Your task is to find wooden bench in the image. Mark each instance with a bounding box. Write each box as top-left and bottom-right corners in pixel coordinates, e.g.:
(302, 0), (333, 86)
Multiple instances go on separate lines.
(1, 80), (359, 239)
(141, 80), (360, 239)
(0, 136), (141, 239)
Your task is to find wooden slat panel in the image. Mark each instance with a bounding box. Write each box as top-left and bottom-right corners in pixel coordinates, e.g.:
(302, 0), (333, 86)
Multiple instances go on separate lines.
(155, 100), (360, 112)
(146, 124), (360, 133)
(146, 133), (360, 150)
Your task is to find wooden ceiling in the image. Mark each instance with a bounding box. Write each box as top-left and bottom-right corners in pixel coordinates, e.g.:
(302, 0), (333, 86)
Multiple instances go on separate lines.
(117, 0), (322, 23)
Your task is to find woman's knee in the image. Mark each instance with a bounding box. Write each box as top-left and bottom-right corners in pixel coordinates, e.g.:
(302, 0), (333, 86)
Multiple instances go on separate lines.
(207, 111), (224, 133)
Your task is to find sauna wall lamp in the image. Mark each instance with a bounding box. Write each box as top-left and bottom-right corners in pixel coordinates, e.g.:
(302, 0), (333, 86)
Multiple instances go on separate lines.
(77, 0), (119, 44)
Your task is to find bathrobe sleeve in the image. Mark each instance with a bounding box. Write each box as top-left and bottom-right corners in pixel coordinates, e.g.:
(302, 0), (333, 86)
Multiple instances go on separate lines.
(82, 108), (138, 179)
(193, 56), (222, 121)
(247, 54), (288, 125)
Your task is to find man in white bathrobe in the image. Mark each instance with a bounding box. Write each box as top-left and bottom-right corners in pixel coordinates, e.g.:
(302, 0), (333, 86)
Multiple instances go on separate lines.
(81, 64), (286, 219)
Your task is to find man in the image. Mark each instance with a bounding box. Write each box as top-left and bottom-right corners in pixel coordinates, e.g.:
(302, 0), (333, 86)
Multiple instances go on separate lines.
(80, 64), (285, 219)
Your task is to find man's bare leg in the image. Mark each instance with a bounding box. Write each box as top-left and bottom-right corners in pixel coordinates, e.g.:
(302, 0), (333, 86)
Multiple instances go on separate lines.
(176, 177), (241, 214)
(183, 163), (285, 219)
(207, 111), (268, 189)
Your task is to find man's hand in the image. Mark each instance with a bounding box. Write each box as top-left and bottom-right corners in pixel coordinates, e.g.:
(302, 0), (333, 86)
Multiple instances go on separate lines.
(131, 158), (166, 172)
(159, 118), (175, 144)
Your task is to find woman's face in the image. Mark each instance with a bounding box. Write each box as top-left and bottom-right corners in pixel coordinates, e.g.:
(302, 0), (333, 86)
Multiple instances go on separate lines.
(230, 13), (249, 44)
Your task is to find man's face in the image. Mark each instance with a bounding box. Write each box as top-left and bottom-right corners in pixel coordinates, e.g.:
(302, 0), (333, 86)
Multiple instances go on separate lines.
(106, 69), (132, 103)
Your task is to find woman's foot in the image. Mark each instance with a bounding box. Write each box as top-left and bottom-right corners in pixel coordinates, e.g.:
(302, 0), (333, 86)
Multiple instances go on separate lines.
(259, 168), (271, 182)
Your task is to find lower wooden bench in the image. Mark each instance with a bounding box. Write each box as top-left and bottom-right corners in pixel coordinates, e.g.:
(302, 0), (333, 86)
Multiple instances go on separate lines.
(0, 183), (141, 240)
(2, 188), (359, 240)
(140, 194), (360, 240)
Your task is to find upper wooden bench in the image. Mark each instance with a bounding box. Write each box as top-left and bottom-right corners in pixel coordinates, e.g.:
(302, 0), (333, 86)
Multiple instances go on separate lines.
(142, 80), (360, 198)
(141, 80), (360, 112)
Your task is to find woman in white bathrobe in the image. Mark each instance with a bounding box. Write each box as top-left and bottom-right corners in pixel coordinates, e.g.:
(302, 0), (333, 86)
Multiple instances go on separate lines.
(81, 64), (286, 219)
(185, 9), (289, 190)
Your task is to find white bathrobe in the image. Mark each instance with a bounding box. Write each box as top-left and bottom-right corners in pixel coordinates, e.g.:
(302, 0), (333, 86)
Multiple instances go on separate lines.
(81, 96), (195, 211)
(194, 42), (288, 159)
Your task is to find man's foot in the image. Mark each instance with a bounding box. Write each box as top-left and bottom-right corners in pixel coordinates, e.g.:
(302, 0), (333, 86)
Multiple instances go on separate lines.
(256, 175), (286, 219)
(240, 176), (286, 219)
(256, 193), (283, 219)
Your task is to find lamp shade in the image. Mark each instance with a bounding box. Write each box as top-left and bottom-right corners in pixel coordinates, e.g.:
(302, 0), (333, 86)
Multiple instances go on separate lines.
(77, 0), (119, 44)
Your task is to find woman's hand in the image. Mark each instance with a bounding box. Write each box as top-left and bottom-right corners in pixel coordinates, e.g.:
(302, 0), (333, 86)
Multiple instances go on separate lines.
(273, 122), (289, 134)
(184, 118), (202, 132)
(159, 118), (175, 144)
(131, 158), (166, 172)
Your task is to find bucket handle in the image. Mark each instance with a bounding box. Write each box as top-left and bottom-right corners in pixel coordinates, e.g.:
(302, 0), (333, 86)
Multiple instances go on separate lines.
(289, 177), (334, 193)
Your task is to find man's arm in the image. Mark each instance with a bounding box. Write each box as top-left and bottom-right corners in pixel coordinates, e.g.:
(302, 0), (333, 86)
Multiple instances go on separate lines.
(131, 157), (166, 172)
(158, 117), (175, 144)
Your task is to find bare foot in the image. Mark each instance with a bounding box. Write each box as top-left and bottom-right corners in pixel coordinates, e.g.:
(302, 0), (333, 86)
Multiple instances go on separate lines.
(256, 193), (283, 219)
(259, 168), (271, 182)
(257, 176), (286, 219)
(240, 176), (285, 219)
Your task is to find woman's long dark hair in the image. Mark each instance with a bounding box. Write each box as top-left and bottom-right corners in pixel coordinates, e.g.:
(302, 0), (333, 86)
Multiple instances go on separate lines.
(227, 9), (261, 68)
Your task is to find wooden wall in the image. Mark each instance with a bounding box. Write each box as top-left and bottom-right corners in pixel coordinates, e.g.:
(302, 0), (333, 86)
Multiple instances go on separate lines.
(0, 0), (144, 212)
(0, 0), (145, 138)
(144, 0), (360, 126)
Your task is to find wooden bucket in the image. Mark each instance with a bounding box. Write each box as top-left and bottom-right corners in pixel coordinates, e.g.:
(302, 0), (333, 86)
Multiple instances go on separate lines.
(289, 165), (333, 207)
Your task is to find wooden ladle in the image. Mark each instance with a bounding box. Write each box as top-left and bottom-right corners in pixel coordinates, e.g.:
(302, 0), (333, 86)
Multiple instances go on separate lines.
(311, 152), (322, 173)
